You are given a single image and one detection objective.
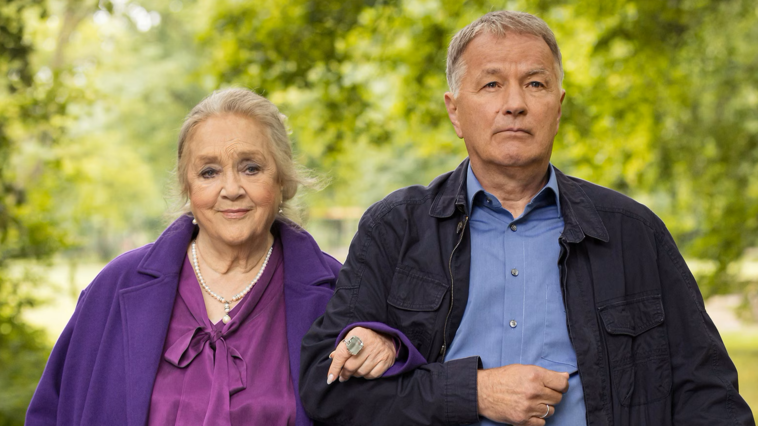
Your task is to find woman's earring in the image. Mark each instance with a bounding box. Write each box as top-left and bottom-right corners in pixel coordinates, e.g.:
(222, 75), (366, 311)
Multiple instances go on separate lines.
(278, 206), (283, 214)
(192, 217), (198, 225)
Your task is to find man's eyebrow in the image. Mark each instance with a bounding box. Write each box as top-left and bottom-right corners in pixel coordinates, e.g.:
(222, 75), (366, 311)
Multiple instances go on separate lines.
(524, 68), (550, 78)
(478, 67), (503, 77)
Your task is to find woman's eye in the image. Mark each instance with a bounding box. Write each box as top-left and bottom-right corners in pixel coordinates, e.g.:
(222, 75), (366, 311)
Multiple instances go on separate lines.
(200, 168), (217, 179)
(243, 164), (261, 175)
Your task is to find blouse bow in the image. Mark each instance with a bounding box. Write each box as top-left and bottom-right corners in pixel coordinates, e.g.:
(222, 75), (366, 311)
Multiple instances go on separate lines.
(164, 325), (247, 426)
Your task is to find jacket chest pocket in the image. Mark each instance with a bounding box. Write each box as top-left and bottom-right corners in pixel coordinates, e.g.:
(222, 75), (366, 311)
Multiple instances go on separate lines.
(386, 266), (448, 357)
(598, 294), (672, 406)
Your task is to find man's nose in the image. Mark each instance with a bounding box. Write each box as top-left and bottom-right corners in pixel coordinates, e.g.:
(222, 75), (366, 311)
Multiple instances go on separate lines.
(500, 86), (527, 116)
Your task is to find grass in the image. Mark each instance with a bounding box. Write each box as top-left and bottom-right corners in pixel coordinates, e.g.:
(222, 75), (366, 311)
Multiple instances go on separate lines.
(722, 330), (758, 415)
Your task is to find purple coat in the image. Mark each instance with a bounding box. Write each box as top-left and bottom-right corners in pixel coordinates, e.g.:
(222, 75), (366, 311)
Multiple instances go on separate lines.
(26, 216), (339, 426)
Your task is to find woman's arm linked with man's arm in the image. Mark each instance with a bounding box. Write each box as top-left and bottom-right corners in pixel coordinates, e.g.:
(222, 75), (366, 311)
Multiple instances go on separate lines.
(299, 205), (482, 426)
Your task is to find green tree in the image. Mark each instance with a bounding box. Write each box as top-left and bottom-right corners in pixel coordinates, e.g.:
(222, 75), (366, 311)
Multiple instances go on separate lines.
(0, 0), (67, 422)
(198, 0), (758, 300)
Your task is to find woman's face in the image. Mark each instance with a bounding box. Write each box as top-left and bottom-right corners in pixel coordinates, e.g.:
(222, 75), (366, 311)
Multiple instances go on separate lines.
(186, 113), (281, 248)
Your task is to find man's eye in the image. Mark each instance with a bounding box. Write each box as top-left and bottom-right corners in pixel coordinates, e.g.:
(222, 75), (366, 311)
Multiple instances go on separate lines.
(528, 81), (545, 88)
(484, 82), (498, 88)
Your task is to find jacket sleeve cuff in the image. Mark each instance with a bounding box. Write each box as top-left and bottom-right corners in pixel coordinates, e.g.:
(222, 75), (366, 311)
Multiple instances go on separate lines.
(336, 322), (427, 376)
(444, 356), (481, 424)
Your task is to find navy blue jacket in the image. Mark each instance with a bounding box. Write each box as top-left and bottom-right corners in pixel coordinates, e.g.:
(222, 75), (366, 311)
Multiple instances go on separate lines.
(300, 158), (755, 425)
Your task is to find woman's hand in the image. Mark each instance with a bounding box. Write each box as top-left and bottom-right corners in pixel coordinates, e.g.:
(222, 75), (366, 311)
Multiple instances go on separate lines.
(327, 326), (397, 384)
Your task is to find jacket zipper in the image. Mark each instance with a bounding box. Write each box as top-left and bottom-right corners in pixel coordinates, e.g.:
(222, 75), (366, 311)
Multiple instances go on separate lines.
(440, 214), (469, 359)
(558, 237), (571, 336)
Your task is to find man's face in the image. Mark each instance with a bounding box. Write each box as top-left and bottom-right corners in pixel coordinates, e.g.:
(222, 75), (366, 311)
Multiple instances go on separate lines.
(445, 32), (565, 173)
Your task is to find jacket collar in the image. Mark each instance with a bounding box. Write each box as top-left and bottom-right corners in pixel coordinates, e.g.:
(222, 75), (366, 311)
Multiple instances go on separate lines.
(121, 216), (194, 426)
(429, 158), (470, 218)
(137, 215), (195, 277)
(553, 167), (609, 243)
(278, 222), (336, 287)
(429, 158), (609, 243)
(278, 222), (336, 426)
(135, 216), (337, 281)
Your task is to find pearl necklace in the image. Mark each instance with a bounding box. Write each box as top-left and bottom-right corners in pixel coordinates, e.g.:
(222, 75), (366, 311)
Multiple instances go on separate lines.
(191, 240), (273, 324)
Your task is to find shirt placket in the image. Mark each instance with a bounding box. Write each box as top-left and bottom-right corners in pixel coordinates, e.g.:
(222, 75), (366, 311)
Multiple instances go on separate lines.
(502, 219), (526, 366)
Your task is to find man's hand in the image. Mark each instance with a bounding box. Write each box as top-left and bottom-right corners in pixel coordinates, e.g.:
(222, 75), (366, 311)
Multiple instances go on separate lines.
(477, 364), (569, 426)
(327, 327), (397, 384)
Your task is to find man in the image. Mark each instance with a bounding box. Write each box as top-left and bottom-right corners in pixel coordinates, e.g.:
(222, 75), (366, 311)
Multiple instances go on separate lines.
(300, 10), (755, 426)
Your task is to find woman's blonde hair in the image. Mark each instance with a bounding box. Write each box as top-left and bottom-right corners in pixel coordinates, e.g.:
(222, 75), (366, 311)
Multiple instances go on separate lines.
(175, 87), (319, 225)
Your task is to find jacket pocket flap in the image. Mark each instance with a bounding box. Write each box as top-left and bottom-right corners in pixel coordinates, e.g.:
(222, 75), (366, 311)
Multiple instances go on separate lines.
(598, 295), (665, 336)
(387, 266), (448, 311)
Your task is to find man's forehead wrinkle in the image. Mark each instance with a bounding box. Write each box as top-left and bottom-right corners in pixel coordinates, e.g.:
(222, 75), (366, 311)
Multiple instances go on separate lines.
(526, 68), (549, 75)
(474, 66), (552, 80)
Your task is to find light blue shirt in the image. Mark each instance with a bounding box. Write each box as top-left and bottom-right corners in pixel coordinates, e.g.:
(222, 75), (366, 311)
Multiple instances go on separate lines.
(445, 164), (586, 426)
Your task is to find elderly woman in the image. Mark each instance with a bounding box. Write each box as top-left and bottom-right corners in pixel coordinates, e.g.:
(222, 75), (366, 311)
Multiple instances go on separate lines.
(26, 88), (397, 426)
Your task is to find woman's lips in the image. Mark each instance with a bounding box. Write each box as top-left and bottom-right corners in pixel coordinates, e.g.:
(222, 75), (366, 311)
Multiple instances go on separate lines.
(219, 209), (251, 219)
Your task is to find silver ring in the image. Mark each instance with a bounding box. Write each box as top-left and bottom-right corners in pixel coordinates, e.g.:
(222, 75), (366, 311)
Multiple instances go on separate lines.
(540, 404), (551, 419)
(344, 335), (364, 356)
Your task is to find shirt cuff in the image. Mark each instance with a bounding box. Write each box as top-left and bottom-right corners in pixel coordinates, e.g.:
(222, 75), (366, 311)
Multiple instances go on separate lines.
(336, 322), (427, 376)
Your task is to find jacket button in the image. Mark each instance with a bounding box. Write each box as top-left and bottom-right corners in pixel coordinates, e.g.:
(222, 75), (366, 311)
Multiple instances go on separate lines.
(511, 268), (519, 277)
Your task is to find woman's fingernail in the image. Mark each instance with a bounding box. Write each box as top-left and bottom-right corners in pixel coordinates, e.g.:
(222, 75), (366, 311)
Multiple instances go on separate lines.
(327, 374), (335, 384)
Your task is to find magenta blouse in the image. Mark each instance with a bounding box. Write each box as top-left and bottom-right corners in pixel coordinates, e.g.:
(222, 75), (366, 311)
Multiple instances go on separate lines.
(147, 239), (296, 426)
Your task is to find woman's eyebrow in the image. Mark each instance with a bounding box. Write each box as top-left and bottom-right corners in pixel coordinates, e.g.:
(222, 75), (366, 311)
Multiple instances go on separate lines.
(235, 150), (266, 162)
(193, 149), (265, 164)
(193, 154), (219, 164)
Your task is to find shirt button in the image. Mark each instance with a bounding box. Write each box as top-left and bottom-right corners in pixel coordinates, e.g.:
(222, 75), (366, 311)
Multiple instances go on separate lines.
(511, 268), (519, 277)
(486, 198), (492, 204)
(509, 320), (518, 328)
(509, 223), (517, 231)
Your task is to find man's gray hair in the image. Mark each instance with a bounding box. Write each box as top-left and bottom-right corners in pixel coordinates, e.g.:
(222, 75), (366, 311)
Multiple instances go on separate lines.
(176, 88), (318, 225)
(446, 11), (563, 96)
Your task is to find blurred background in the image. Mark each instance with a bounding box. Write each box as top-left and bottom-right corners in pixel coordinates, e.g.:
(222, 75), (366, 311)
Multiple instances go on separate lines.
(1, 0), (757, 422)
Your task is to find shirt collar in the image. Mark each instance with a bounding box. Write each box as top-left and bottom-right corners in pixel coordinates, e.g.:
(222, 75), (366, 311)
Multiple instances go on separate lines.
(466, 164), (562, 217)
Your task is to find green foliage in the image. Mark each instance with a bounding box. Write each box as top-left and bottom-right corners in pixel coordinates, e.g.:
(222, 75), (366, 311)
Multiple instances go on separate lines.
(1, 0), (757, 422)
(0, 270), (51, 425)
(1, 1), (57, 422)
(197, 0), (495, 207)
(199, 0), (758, 296)
(547, 0), (758, 296)
(721, 330), (758, 412)
(0, 0), (93, 421)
